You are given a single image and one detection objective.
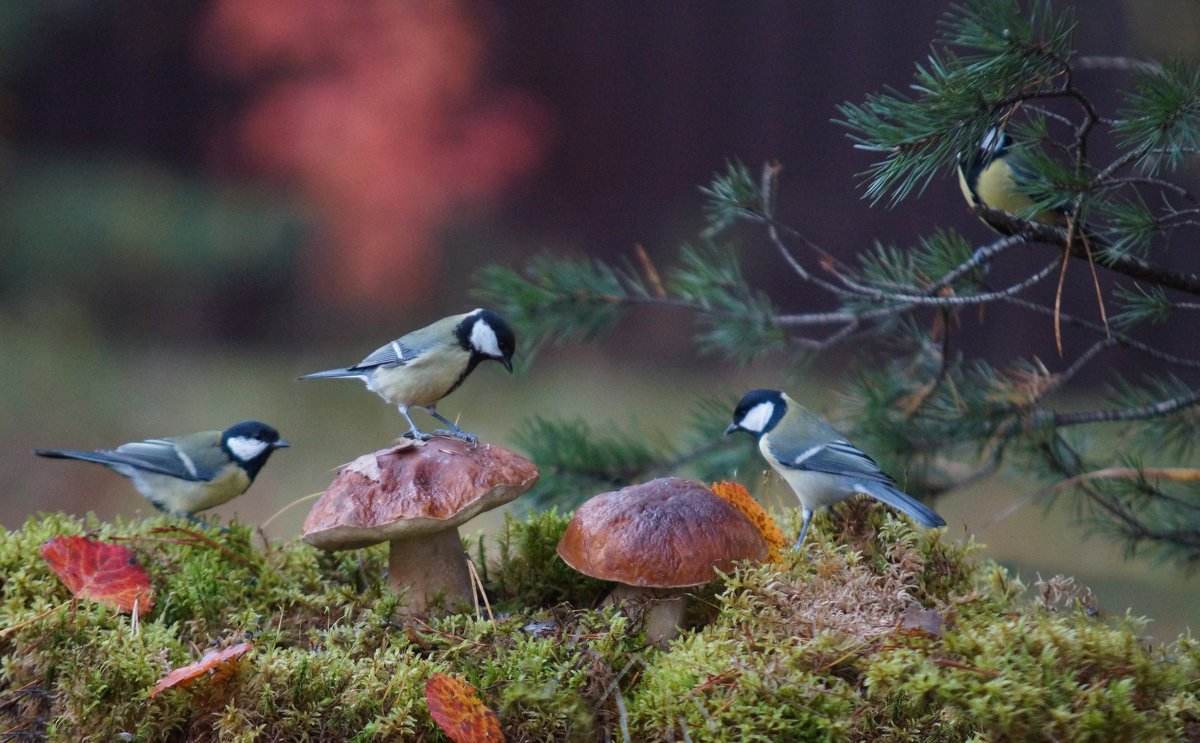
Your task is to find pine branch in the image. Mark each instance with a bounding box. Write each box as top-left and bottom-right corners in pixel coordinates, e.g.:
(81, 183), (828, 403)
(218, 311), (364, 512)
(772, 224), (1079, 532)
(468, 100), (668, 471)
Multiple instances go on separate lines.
(971, 206), (1200, 295)
(1114, 60), (1200, 174)
(1053, 388), (1200, 427)
(1039, 436), (1200, 564)
(1075, 55), (1163, 74)
(478, 0), (1200, 565)
(1001, 295), (1200, 371)
(510, 402), (762, 511)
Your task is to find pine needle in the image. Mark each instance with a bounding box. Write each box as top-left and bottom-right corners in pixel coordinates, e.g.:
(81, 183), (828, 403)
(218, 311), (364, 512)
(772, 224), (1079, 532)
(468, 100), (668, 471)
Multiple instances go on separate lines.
(259, 492), (325, 532)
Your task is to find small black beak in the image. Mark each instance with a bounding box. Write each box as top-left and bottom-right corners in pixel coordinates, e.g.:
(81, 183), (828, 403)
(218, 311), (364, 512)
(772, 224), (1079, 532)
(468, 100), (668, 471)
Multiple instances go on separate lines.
(723, 423), (739, 436)
(274, 439), (291, 449)
(502, 357), (514, 373)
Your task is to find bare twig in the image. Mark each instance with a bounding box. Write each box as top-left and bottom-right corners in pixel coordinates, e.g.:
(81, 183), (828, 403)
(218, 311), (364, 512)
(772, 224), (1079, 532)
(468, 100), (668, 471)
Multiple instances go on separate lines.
(1002, 296), (1200, 371)
(1075, 55), (1164, 74)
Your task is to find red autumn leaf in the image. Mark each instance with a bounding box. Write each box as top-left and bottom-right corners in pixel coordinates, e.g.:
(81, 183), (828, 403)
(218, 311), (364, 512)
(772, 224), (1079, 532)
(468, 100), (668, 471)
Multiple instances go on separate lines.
(149, 642), (253, 698)
(425, 673), (504, 743)
(40, 535), (154, 616)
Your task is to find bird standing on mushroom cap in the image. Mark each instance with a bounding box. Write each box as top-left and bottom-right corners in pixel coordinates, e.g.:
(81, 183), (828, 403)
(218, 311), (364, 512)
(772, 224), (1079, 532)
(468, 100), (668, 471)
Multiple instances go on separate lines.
(725, 389), (945, 549)
(299, 309), (516, 444)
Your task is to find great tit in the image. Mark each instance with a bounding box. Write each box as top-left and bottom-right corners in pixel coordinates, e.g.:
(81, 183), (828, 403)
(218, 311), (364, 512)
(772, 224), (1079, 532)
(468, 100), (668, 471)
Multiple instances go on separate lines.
(725, 389), (945, 548)
(957, 127), (1067, 231)
(35, 421), (288, 526)
(299, 308), (516, 444)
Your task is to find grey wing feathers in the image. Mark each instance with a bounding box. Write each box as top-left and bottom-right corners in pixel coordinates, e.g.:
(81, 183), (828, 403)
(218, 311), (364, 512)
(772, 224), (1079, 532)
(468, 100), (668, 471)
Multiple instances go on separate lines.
(300, 317), (455, 379)
(767, 439), (946, 528)
(354, 339), (416, 369)
(297, 343), (404, 379)
(121, 437), (225, 480)
(36, 442), (208, 481)
(297, 344), (413, 380)
(769, 438), (897, 486)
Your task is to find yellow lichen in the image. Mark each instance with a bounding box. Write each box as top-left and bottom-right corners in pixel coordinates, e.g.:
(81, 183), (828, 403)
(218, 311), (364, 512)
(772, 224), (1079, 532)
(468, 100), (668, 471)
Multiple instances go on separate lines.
(710, 481), (788, 563)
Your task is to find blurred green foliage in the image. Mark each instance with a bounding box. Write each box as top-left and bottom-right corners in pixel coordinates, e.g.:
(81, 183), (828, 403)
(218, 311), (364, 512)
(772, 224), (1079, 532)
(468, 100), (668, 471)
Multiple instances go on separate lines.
(1, 155), (304, 281)
(0, 154), (308, 338)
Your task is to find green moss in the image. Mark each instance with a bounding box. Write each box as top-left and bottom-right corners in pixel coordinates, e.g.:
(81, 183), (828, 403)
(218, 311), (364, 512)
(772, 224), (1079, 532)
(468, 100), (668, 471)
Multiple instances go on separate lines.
(628, 630), (856, 742)
(485, 508), (609, 609)
(1, 504), (1199, 741)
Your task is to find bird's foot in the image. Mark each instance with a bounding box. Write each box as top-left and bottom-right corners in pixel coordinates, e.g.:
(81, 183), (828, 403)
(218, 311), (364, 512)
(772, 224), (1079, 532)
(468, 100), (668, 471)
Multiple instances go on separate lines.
(180, 512), (224, 532)
(402, 430), (434, 442)
(433, 428), (479, 447)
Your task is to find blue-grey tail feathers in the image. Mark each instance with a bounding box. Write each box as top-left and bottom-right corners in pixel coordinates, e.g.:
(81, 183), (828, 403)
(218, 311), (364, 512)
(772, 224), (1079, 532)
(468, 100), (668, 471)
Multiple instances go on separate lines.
(861, 482), (946, 527)
(297, 368), (362, 381)
(35, 449), (118, 467)
(37, 451), (98, 463)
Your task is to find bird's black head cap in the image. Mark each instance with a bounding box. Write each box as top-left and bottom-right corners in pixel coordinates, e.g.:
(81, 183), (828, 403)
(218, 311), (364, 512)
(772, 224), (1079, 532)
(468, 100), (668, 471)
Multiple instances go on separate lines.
(725, 389), (787, 438)
(959, 126), (1011, 170)
(457, 308), (516, 373)
(221, 421), (289, 478)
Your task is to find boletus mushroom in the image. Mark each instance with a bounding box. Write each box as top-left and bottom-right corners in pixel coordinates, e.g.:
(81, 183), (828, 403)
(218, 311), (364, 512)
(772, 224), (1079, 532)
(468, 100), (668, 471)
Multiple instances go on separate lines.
(303, 438), (538, 614)
(556, 476), (767, 645)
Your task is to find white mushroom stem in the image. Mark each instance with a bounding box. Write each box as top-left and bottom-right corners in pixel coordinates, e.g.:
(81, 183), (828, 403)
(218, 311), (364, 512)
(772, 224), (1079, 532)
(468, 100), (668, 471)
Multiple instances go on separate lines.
(604, 584), (689, 647)
(388, 527), (473, 614)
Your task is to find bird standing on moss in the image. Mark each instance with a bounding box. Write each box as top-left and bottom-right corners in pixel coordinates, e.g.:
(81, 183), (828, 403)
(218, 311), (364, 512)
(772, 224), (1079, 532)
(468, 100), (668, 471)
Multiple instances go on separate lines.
(36, 421), (289, 526)
(725, 389), (945, 548)
(299, 309), (516, 444)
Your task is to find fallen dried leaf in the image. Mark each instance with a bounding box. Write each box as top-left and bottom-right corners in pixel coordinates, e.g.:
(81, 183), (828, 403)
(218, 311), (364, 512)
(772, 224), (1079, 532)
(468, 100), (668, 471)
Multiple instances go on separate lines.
(149, 642), (253, 698)
(40, 535), (154, 616)
(425, 672), (504, 742)
(344, 452), (383, 481)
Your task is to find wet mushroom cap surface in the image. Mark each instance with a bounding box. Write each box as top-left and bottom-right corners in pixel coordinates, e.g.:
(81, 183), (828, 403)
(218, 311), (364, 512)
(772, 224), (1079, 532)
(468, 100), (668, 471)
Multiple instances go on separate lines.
(557, 477), (768, 588)
(302, 439), (539, 550)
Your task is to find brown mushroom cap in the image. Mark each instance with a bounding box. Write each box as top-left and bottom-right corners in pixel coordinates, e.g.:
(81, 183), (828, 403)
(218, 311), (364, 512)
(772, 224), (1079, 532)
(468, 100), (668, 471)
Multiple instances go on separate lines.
(556, 477), (768, 588)
(302, 438), (539, 550)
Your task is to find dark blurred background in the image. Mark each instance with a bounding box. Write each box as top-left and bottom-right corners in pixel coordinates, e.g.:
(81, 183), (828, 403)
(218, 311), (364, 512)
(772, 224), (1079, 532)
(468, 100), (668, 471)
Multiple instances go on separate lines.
(3, 0), (1198, 638)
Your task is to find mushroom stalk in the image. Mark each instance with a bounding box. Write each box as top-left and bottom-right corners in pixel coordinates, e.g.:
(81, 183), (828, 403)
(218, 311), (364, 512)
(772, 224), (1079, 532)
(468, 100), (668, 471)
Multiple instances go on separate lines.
(302, 438), (538, 618)
(388, 528), (473, 614)
(605, 584), (688, 647)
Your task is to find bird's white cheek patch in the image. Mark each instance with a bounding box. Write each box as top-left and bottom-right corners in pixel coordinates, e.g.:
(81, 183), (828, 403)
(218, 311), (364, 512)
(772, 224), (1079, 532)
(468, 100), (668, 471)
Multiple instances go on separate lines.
(739, 401), (775, 433)
(470, 320), (502, 358)
(228, 436), (270, 462)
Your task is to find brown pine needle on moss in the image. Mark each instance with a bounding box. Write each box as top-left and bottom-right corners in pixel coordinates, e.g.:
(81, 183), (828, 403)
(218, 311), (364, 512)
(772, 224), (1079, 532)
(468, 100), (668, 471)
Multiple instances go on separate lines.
(259, 491), (325, 531)
(0, 600), (70, 639)
(465, 555), (494, 622)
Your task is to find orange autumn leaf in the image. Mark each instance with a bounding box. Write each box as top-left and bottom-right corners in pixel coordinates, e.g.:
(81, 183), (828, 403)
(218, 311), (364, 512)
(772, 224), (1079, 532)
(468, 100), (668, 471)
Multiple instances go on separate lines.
(711, 481), (788, 563)
(425, 673), (504, 743)
(149, 642), (253, 698)
(40, 535), (154, 616)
